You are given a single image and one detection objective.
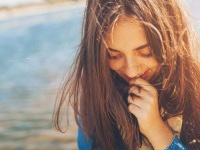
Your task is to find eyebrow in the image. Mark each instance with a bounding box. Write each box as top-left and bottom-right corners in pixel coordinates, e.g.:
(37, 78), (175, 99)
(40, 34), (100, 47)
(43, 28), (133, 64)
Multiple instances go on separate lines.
(108, 44), (149, 52)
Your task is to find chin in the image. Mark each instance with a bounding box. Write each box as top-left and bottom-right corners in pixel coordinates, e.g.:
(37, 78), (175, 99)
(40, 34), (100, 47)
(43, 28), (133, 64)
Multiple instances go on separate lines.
(121, 76), (131, 83)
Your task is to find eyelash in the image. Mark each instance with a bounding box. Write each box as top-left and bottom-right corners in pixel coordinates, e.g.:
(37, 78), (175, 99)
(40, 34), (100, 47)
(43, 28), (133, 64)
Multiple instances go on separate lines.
(108, 47), (153, 60)
(139, 51), (153, 57)
(108, 52), (152, 60)
(108, 54), (121, 60)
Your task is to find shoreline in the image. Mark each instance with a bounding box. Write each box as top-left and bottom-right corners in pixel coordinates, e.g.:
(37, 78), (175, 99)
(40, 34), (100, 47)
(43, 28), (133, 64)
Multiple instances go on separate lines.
(0, 0), (85, 21)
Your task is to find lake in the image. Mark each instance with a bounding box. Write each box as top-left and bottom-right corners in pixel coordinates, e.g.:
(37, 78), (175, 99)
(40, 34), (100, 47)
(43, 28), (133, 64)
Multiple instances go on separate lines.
(0, 1), (199, 150)
(0, 3), (84, 150)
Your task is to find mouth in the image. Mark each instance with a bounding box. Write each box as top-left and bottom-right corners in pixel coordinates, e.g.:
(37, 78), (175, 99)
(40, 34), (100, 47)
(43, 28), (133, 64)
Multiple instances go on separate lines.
(138, 69), (151, 80)
(141, 69), (151, 80)
(120, 69), (152, 82)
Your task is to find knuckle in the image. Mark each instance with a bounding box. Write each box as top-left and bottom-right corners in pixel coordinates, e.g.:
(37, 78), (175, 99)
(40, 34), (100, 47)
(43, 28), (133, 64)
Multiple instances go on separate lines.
(128, 105), (134, 112)
(127, 96), (132, 103)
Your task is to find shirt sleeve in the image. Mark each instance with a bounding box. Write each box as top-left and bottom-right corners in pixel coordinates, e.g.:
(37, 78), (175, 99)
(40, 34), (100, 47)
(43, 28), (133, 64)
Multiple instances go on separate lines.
(166, 136), (187, 150)
(77, 127), (92, 150)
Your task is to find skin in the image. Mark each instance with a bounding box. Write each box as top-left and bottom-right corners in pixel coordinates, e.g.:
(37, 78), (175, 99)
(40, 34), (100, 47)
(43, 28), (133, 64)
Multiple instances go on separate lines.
(107, 16), (173, 150)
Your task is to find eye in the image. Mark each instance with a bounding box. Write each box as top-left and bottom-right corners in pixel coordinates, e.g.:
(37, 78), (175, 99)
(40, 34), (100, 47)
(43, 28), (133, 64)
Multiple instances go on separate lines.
(138, 46), (152, 57)
(108, 54), (122, 60)
(108, 50), (122, 60)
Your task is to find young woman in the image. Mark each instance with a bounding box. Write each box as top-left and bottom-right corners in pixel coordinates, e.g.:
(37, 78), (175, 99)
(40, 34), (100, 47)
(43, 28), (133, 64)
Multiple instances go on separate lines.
(54, 0), (200, 149)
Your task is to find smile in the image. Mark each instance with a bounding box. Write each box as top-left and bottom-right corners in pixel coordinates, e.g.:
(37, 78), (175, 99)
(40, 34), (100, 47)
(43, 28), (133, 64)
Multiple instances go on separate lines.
(138, 70), (150, 80)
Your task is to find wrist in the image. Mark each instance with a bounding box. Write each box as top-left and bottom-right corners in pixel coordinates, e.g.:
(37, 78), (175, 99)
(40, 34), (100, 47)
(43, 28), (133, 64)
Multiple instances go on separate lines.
(145, 119), (174, 150)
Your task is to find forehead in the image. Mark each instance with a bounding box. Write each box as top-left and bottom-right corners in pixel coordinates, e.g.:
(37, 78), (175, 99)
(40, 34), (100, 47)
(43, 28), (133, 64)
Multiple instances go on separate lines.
(106, 16), (147, 50)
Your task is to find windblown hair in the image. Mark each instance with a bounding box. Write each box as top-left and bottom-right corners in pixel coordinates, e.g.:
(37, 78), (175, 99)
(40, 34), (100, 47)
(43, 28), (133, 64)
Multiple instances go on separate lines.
(54, 0), (200, 149)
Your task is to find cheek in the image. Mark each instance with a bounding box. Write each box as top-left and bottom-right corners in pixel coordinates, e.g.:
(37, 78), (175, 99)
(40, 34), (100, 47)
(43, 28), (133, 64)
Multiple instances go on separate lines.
(109, 57), (159, 71)
(142, 58), (160, 77)
(109, 60), (123, 71)
(147, 58), (159, 68)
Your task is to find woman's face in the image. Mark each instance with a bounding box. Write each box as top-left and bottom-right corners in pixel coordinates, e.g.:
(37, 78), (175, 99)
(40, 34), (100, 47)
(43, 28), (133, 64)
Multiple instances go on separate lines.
(107, 16), (160, 83)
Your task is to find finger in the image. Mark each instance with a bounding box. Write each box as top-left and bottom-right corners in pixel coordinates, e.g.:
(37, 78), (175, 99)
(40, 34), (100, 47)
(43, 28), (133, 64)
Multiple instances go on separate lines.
(128, 85), (143, 97)
(127, 95), (144, 108)
(128, 103), (141, 117)
(129, 77), (151, 87)
(127, 94), (134, 104)
(129, 78), (156, 92)
(129, 85), (151, 100)
(129, 86), (152, 101)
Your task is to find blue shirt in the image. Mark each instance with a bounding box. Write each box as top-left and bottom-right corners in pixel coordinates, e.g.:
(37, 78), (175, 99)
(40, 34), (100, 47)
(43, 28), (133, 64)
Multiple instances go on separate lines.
(77, 127), (187, 150)
(78, 127), (92, 150)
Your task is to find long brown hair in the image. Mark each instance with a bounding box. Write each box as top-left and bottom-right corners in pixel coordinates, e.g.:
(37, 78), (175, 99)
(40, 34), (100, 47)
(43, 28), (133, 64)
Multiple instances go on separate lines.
(54, 0), (200, 149)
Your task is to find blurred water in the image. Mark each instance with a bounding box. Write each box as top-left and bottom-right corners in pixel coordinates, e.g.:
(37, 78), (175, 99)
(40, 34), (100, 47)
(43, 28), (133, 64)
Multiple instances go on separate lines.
(0, 1), (199, 150)
(0, 0), (44, 7)
(0, 0), (45, 6)
(0, 3), (84, 150)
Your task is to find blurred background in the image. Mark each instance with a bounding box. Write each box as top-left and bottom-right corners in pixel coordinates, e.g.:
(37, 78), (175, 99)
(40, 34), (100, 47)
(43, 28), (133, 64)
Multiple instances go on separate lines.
(0, 0), (199, 150)
(0, 0), (84, 150)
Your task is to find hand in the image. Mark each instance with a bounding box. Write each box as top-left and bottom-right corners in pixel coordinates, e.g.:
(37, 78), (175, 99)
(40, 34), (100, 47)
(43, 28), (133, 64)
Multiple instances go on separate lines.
(127, 77), (162, 136)
(128, 77), (174, 149)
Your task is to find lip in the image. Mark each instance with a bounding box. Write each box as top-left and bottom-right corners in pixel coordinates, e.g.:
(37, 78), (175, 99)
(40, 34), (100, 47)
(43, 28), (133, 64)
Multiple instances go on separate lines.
(121, 69), (151, 82)
(141, 69), (151, 80)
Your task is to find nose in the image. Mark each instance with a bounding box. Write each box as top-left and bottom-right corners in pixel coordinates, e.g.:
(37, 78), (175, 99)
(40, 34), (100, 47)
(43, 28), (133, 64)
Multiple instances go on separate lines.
(123, 57), (142, 79)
